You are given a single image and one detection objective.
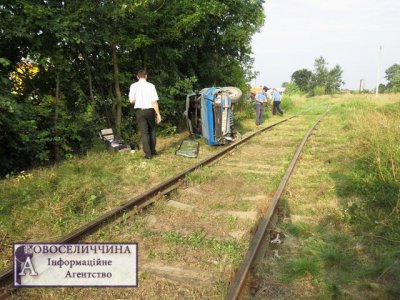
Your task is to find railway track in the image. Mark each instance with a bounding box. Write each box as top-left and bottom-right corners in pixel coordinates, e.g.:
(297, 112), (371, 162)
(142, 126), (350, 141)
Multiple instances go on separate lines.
(1, 109), (328, 299)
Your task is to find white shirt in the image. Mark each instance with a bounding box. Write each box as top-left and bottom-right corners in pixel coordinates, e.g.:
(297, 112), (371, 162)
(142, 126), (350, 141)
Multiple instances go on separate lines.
(129, 78), (159, 109)
(266, 89), (273, 100)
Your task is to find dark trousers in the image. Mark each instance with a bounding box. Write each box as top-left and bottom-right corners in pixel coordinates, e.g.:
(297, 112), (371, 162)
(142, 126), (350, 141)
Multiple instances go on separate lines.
(273, 101), (283, 115)
(256, 104), (263, 125)
(135, 108), (156, 156)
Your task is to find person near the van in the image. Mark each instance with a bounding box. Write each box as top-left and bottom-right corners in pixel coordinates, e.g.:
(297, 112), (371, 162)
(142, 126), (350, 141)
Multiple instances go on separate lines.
(129, 69), (161, 159)
(272, 88), (284, 116)
(255, 87), (267, 125)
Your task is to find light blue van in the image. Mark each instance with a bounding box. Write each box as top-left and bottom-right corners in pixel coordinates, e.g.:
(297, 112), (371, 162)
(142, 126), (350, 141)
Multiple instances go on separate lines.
(185, 87), (242, 145)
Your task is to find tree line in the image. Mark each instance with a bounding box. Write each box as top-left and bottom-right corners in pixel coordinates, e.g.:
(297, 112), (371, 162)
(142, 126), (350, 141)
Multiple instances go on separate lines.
(285, 56), (400, 95)
(0, 0), (265, 177)
(283, 56), (344, 96)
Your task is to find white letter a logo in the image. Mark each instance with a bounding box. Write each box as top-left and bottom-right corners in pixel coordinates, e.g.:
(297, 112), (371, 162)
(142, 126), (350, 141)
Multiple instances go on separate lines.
(18, 257), (38, 276)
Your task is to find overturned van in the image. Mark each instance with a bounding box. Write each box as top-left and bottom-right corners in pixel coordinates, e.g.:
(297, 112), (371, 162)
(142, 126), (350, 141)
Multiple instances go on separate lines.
(185, 87), (242, 145)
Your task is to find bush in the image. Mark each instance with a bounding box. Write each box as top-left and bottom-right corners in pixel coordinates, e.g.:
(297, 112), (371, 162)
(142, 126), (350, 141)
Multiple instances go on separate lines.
(313, 86), (326, 96)
(283, 82), (301, 95)
(234, 98), (255, 120)
(281, 95), (295, 111)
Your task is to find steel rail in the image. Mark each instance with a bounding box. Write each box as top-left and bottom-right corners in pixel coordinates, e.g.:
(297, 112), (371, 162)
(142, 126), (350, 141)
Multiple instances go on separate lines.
(224, 108), (330, 300)
(0, 114), (299, 286)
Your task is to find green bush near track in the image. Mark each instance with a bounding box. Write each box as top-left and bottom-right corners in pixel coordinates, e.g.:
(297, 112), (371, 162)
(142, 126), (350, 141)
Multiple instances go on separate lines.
(281, 95), (295, 111)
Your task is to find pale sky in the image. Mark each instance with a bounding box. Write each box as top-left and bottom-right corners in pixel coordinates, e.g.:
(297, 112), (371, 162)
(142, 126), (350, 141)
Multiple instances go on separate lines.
(251, 0), (400, 90)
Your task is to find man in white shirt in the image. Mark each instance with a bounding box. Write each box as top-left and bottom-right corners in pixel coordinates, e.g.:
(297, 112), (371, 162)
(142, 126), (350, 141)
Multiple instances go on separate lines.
(255, 90), (266, 126)
(129, 70), (162, 159)
(271, 88), (283, 116)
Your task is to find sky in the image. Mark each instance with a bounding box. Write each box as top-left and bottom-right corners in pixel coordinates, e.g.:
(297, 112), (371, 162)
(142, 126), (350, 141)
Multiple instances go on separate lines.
(251, 0), (400, 90)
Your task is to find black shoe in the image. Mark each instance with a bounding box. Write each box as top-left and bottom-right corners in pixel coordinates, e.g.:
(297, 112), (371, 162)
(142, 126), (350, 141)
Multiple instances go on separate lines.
(145, 154), (152, 159)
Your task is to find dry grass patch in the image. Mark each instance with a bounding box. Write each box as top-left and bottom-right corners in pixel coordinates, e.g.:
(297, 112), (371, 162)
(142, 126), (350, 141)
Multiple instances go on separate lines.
(13, 275), (225, 300)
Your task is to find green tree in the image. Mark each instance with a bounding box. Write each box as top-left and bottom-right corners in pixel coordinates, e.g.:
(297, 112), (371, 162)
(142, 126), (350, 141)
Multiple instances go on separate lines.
(291, 69), (312, 93)
(311, 57), (329, 93)
(378, 83), (387, 94)
(326, 64), (344, 94)
(0, 0), (265, 176)
(310, 56), (343, 95)
(385, 64), (400, 92)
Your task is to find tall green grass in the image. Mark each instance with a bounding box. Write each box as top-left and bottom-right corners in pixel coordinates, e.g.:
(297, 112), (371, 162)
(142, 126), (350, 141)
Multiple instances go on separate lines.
(339, 98), (400, 298)
(346, 103), (400, 239)
(273, 94), (400, 299)
(0, 139), (195, 270)
(281, 95), (295, 111)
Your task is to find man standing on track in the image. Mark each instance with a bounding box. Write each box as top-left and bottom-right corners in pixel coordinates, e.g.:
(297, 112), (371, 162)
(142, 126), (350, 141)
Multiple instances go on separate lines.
(129, 70), (161, 159)
(255, 86), (268, 126)
(272, 88), (284, 116)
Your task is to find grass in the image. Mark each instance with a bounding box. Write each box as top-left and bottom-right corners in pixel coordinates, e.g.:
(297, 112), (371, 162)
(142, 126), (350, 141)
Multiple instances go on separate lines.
(185, 166), (216, 184)
(253, 93), (400, 299)
(0, 133), (207, 269)
(209, 200), (254, 211)
(3, 93), (400, 299)
(282, 222), (313, 239)
(343, 103), (400, 239)
(161, 229), (246, 263)
(283, 257), (321, 280)
(281, 95), (295, 111)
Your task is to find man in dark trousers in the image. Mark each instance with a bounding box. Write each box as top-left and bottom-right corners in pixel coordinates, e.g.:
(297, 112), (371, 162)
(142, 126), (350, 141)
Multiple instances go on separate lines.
(254, 89), (267, 126)
(129, 70), (161, 159)
(272, 88), (284, 116)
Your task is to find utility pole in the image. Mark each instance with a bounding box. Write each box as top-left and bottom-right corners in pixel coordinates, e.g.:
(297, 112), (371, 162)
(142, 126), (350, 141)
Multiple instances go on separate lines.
(376, 45), (382, 96)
